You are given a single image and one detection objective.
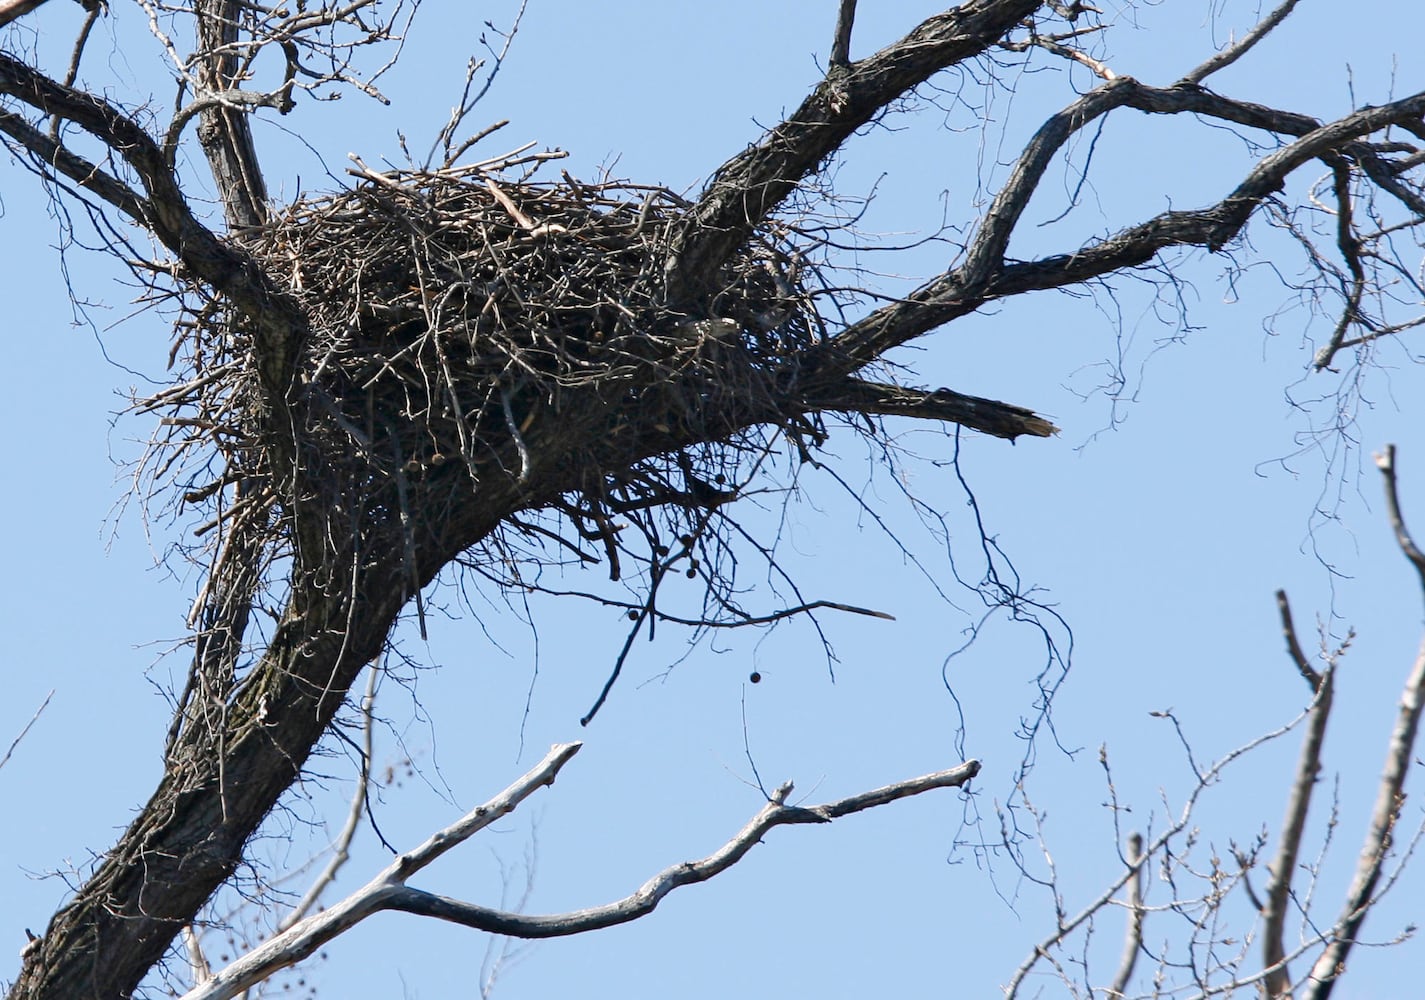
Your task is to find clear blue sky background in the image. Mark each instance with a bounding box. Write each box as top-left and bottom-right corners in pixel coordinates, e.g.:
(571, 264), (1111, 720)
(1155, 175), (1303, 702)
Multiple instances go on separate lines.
(3, 2), (1424, 998)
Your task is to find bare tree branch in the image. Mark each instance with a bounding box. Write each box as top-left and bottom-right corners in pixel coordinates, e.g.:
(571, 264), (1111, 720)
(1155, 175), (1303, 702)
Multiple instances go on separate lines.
(1377, 444), (1425, 590)
(1302, 448), (1425, 998)
(663, 0), (1041, 298)
(179, 749), (979, 1000)
(1106, 832), (1144, 999)
(1263, 595), (1337, 998)
(191, 0), (270, 229)
(832, 84), (1425, 366)
(276, 661), (380, 933)
(4, 4), (1423, 998)
(0, 0), (64, 30)
(1005, 707), (1320, 998)
(1277, 589), (1323, 691)
(799, 377), (1056, 440)
(0, 51), (306, 394)
(0, 690), (52, 775)
(1178, 0), (1304, 87)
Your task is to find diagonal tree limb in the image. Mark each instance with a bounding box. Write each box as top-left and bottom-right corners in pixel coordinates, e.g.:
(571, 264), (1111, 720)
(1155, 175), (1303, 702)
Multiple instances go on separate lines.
(1277, 589), (1323, 691)
(180, 748), (979, 1000)
(1262, 668), (1333, 998)
(274, 661), (381, 933)
(1378, 444), (1425, 590)
(0, 51), (304, 393)
(1262, 591), (1335, 999)
(4, 6), (1421, 999)
(829, 0), (857, 68)
(0, 0), (59, 29)
(0, 108), (150, 221)
(0, 690), (53, 775)
(662, 0), (1042, 299)
(1178, 0), (1304, 87)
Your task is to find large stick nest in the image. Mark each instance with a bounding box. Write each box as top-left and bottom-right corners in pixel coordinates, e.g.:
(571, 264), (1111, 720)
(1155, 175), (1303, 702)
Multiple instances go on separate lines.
(150, 157), (837, 615)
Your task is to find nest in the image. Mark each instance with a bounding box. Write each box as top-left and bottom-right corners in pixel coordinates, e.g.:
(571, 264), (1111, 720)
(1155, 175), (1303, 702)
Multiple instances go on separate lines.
(148, 154), (836, 626)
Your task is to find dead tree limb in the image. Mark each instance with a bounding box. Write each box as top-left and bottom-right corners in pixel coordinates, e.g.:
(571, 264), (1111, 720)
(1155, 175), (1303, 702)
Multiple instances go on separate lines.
(1302, 449), (1425, 998)
(180, 748), (980, 1000)
(1262, 593), (1336, 998)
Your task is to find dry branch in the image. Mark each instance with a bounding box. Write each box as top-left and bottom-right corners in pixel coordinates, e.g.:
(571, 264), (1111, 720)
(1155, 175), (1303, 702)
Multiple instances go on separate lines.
(0, 0), (59, 29)
(180, 747), (979, 1000)
(1106, 832), (1144, 999)
(1302, 449), (1425, 998)
(1263, 595), (1336, 998)
(0, 691), (53, 775)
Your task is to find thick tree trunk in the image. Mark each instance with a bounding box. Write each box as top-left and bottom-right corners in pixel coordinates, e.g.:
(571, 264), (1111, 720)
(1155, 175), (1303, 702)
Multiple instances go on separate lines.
(10, 568), (404, 999)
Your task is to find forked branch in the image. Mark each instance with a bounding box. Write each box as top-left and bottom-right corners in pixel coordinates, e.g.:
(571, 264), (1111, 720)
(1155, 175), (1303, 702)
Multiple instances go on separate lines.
(179, 747), (980, 1000)
(833, 84), (1425, 366)
(664, 0), (1041, 297)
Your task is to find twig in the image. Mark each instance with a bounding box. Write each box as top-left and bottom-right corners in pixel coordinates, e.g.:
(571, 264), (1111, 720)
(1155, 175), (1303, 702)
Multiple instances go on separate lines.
(1377, 445), (1425, 588)
(1005, 707), (1317, 998)
(500, 387), (533, 484)
(48, 2), (102, 139)
(1311, 156), (1368, 372)
(429, 0), (529, 167)
(1004, 30), (1116, 81)
(1316, 315), (1425, 362)
(163, 89), (294, 166)
(346, 153), (405, 192)
(0, 690), (53, 773)
(485, 177), (536, 231)
(1179, 0), (1303, 86)
(183, 926), (212, 987)
(1277, 590), (1323, 691)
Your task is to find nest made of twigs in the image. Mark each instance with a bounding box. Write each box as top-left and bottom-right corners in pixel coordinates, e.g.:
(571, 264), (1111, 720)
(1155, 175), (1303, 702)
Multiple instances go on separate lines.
(149, 154), (833, 604)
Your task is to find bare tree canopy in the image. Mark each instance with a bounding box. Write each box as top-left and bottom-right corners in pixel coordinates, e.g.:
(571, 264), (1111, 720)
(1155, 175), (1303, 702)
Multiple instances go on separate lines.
(2, 1), (1424, 998)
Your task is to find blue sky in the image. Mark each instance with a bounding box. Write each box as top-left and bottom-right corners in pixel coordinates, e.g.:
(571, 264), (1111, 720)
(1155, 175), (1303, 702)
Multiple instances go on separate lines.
(3, 2), (1424, 998)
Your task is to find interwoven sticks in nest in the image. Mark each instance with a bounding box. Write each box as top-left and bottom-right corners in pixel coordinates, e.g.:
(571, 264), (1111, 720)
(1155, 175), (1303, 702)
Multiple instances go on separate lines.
(285, 166), (812, 479)
(160, 161), (825, 577)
